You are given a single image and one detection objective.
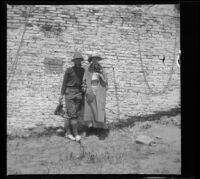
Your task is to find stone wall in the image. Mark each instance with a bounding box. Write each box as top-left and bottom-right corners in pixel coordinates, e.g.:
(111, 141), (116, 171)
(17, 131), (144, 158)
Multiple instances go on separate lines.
(7, 5), (180, 130)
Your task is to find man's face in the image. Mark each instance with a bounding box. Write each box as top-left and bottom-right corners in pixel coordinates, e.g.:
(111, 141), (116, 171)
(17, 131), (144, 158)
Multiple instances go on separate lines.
(91, 58), (98, 66)
(74, 59), (82, 66)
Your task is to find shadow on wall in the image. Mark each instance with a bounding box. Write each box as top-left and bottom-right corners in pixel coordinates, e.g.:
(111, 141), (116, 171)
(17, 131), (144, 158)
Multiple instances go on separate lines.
(108, 107), (181, 130)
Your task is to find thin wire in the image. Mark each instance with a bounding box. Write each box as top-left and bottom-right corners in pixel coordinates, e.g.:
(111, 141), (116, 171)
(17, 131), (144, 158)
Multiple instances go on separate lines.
(112, 63), (121, 121)
(135, 16), (178, 95)
(104, 25), (178, 115)
(161, 28), (178, 93)
(7, 6), (32, 94)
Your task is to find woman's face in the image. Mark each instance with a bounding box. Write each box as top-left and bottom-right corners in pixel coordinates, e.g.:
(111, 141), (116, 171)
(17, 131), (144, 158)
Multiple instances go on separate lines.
(91, 58), (98, 66)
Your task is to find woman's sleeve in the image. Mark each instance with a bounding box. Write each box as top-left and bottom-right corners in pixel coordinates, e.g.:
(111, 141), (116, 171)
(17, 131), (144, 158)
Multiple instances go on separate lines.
(101, 68), (108, 90)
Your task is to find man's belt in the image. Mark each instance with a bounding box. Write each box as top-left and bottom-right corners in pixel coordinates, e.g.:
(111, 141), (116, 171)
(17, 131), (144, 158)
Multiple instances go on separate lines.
(66, 86), (81, 89)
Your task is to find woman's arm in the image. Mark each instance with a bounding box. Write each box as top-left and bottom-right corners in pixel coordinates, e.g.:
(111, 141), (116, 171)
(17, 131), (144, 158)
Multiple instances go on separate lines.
(99, 69), (108, 90)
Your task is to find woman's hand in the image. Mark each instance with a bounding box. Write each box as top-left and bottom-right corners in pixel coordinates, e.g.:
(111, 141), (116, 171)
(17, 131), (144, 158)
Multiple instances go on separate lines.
(99, 69), (103, 74)
(98, 70), (108, 88)
(81, 80), (87, 93)
(98, 73), (106, 81)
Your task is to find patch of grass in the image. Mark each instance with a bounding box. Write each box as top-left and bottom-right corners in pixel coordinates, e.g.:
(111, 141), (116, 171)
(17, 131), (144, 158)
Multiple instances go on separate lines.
(69, 145), (136, 166)
(7, 122), (181, 174)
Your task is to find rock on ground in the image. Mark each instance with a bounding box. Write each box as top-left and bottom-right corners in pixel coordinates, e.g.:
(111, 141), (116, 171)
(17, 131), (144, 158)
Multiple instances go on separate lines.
(135, 135), (155, 145)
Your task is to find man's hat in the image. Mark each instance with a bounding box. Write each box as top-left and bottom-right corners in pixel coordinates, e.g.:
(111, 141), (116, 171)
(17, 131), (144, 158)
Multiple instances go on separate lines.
(88, 52), (103, 63)
(72, 52), (84, 61)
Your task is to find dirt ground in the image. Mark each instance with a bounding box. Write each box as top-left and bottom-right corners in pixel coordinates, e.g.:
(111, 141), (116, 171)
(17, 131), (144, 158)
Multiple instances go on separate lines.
(7, 114), (181, 174)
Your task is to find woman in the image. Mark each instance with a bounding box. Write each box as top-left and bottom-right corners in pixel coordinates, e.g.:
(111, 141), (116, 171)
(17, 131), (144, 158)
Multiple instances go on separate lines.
(82, 53), (108, 130)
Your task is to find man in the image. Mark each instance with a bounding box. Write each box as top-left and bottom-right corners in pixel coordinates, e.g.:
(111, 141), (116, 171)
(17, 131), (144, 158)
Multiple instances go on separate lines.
(59, 52), (85, 141)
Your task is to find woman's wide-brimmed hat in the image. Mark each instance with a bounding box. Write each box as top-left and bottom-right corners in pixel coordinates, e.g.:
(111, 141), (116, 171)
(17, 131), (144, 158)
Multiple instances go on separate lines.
(88, 52), (103, 63)
(71, 52), (84, 62)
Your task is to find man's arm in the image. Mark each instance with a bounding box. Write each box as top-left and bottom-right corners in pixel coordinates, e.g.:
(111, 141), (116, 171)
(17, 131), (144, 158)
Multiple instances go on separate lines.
(81, 67), (87, 93)
(59, 69), (69, 101)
